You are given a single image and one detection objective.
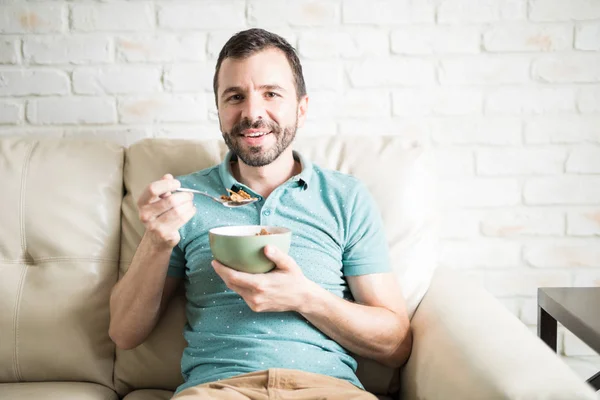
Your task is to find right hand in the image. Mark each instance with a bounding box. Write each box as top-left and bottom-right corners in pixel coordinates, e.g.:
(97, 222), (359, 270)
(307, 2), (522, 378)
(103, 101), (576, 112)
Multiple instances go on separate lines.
(137, 173), (196, 250)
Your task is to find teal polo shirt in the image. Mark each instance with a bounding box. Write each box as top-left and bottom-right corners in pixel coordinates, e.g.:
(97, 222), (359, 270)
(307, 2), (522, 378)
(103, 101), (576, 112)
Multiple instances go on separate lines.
(168, 150), (391, 394)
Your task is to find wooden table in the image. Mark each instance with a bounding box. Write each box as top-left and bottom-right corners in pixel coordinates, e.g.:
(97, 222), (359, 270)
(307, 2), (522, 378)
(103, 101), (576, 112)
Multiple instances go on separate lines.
(538, 287), (600, 391)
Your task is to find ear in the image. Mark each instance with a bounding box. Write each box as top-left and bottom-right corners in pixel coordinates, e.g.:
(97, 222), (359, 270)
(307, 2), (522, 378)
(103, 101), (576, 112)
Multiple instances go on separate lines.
(296, 95), (309, 128)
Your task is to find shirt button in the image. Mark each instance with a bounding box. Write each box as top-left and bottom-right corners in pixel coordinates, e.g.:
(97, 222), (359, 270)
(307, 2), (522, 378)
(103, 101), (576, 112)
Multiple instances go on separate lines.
(262, 209), (271, 216)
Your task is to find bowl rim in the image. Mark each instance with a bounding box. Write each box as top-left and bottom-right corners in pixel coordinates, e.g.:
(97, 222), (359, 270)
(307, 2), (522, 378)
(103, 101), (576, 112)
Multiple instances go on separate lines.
(209, 225), (291, 237)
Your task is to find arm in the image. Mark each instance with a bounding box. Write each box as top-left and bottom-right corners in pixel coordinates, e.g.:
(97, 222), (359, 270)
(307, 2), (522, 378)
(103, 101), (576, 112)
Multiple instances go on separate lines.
(109, 173), (195, 350)
(212, 246), (412, 368)
(108, 235), (182, 350)
(299, 272), (412, 368)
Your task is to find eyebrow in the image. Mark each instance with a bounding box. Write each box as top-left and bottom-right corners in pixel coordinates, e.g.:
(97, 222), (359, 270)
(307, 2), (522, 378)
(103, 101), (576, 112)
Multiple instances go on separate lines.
(221, 84), (287, 98)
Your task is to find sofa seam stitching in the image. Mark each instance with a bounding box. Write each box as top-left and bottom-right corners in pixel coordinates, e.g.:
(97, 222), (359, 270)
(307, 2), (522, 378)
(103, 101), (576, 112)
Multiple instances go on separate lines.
(12, 265), (28, 382)
(19, 142), (34, 259)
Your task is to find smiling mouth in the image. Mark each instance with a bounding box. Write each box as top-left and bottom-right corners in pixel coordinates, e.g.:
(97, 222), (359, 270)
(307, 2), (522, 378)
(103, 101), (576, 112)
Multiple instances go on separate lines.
(241, 131), (271, 138)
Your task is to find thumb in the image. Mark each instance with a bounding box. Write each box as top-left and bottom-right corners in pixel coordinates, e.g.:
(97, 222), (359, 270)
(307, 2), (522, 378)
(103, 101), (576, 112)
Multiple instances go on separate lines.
(264, 245), (291, 270)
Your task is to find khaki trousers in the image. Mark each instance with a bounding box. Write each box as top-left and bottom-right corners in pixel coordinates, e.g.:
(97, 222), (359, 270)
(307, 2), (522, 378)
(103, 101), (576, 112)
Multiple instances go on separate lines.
(171, 368), (379, 400)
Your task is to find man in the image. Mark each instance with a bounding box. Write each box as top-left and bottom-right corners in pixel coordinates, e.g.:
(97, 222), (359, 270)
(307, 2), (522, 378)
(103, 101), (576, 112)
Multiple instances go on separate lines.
(109, 28), (412, 400)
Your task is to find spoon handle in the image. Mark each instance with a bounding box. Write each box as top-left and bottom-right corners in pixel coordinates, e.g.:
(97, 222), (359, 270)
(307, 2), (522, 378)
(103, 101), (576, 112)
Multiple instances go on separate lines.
(174, 188), (223, 203)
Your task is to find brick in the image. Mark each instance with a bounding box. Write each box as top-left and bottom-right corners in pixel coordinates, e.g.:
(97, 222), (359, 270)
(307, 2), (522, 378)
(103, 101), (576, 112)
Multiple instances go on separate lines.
(485, 87), (576, 115)
(578, 86), (600, 113)
(0, 69), (69, 96)
(298, 30), (388, 59)
(153, 124), (222, 140)
(439, 56), (530, 85)
(348, 59), (435, 87)
(438, 178), (521, 207)
(568, 209), (600, 236)
(573, 270), (600, 286)
(309, 90), (390, 118)
(343, 0), (434, 24)
(27, 97), (116, 125)
(564, 331), (599, 356)
(439, 210), (481, 239)
(0, 4), (66, 33)
(118, 95), (207, 123)
(575, 23), (600, 50)
(481, 209), (564, 236)
(393, 88), (482, 116)
(431, 117), (522, 145)
(433, 148), (474, 177)
(24, 36), (112, 64)
(302, 61), (344, 92)
(525, 117), (600, 144)
(73, 66), (162, 95)
(63, 127), (152, 147)
(483, 24), (573, 52)
(0, 38), (20, 64)
(158, 1), (245, 29)
(524, 177), (600, 205)
(298, 119), (338, 136)
(438, 0), (526, 23)
(519, 298), (538, 325)
(71, 3), (154, 32)
(566, 146), (600, 173)
(0, 101), (22, 125)
(530, 0), (600, 21)
(439, 240), (521, 268)
(337, 118), (430, 138)
(533, 55), (600, 83)
(164, 63), (215, 93)
(249, 0), (339, 27)
(525, 240), (600, 268)
(391, 26), (480, 54)
(116, 34), (206, 63)
(207, 30), (297, 59)
(476, 148), (565, 175)
(483, 270), (571, 297)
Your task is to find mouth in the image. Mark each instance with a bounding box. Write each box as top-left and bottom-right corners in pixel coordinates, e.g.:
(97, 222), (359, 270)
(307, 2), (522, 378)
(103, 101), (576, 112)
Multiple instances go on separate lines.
(240, 129), (271, 138)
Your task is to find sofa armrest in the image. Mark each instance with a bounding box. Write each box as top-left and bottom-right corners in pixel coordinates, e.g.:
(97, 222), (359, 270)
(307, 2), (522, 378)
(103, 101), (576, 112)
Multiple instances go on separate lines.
(400, 270), (597, 400)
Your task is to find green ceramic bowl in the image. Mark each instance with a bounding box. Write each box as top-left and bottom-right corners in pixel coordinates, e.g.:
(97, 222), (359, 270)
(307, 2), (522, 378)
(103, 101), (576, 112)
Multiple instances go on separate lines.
(209, 225), (292, 274)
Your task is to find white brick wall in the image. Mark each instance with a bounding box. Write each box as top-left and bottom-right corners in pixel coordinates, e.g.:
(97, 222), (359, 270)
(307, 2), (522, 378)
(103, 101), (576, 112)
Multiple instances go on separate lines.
(0, 0), (598, 369)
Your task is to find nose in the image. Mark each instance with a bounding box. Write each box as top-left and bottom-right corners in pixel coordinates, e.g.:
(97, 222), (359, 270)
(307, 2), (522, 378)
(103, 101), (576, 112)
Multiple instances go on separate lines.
(240, 93), (265, 122)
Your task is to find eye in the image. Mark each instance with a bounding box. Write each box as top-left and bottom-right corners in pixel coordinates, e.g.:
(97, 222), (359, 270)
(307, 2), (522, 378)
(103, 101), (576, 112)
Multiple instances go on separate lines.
(227, 94), (243, 103)
(265, 92), (279, 98)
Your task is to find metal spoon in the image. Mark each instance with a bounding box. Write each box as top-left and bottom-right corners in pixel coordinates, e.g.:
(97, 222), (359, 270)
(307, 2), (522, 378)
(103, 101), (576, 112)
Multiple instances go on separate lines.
(174, 187), (258, 208)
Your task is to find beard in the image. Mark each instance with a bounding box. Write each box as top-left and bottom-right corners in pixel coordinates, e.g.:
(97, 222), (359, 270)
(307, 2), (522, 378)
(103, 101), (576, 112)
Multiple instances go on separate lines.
(222, 117), (298, 167)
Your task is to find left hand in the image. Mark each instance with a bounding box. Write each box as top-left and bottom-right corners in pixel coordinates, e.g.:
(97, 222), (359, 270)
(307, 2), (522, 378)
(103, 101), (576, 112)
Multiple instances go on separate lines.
(211, 245), (316, 313)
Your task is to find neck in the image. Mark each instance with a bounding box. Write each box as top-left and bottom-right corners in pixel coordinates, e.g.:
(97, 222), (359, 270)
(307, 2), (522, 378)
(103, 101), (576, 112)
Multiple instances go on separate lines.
(231, 149), (301, 198)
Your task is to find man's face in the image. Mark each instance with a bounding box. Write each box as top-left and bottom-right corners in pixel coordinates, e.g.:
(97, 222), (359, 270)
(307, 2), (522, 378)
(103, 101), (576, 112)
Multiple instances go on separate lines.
(216, 47), (308, 167)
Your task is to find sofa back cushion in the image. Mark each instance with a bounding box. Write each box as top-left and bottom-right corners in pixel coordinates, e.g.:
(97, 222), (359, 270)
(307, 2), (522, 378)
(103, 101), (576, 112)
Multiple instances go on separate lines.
(115, 136), (437, 396)
(0, 138), (123, 388)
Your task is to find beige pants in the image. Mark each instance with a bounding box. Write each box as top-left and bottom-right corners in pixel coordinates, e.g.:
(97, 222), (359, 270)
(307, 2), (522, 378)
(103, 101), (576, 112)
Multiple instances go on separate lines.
(171, 368), (379, 400)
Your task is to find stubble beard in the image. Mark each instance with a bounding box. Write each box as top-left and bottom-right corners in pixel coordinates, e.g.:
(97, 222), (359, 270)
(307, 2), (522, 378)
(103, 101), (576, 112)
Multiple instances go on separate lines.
(222, 117), (298, 167)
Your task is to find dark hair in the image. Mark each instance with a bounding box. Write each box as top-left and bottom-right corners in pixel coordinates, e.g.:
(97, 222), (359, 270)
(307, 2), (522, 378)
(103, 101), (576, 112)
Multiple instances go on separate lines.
(213, 28), (307, 104)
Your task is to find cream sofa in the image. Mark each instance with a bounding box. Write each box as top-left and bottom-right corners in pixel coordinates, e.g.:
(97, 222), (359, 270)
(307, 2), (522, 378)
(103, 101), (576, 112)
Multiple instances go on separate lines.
(0, 136), (596, 400)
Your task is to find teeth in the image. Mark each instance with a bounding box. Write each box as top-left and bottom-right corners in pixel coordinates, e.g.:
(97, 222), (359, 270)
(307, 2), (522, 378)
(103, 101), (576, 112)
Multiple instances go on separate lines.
(246, 132), (267, 138)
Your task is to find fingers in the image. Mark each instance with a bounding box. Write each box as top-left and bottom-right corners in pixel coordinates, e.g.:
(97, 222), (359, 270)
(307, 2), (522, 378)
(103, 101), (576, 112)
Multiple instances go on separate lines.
(137, 174), (181, 207)
(147, 198), (196, 234)
(263, 245), (292, 270)
(138, 191), (193, 224)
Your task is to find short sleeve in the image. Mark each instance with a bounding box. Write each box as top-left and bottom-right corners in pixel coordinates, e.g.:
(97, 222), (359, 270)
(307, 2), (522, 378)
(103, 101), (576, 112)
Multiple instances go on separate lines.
(168, 243), (186, 278)
(342, 182), (391, 276)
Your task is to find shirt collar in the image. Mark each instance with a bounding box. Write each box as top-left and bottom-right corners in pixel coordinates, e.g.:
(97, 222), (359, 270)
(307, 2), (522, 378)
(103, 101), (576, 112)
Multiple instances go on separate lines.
(218, 150), (312, 192)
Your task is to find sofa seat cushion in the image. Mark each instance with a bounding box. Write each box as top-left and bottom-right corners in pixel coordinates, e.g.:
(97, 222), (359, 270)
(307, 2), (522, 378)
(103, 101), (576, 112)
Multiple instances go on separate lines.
(121, 389), (394, 400)
(0, 382), (118, 400)
(122, 389), (173, 400)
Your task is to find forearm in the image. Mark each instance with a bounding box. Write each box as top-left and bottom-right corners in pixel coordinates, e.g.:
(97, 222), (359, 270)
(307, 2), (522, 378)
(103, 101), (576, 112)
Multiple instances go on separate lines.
(298, 282), (412, 368)
(109, 233), (172, 349)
